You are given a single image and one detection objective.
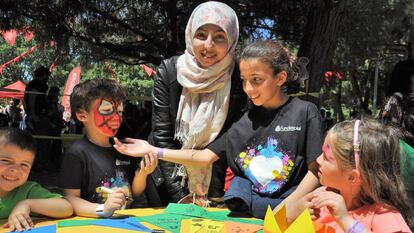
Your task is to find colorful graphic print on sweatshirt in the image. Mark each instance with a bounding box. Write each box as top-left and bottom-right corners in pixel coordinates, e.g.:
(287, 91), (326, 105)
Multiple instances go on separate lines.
(237, 137), (294, 195)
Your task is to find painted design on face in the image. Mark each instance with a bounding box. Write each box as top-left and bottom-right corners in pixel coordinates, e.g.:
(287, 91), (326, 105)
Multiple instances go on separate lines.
(93, 99), (123, 136)
(237, 137), (294, 195)
(322, 144), (334, 161)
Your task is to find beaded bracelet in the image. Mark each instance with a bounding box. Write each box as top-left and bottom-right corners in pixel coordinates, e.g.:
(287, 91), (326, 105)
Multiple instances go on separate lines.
(347, 220), (365, 233)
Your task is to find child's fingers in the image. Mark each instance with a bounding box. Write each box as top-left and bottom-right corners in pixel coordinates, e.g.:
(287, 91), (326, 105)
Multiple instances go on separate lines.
(313, 186), (327, 194)
(309, 207), (321, 220)
(18, 214), (32, 230)
(312, 191), (338, 208)
(303, 191), (315, 202)
(115, 188), (125, 194)
(150, 153), (158, 167)
(2, 222), (9, 229)
(140, 159), (145, 170)
(10, 217), (22, 232)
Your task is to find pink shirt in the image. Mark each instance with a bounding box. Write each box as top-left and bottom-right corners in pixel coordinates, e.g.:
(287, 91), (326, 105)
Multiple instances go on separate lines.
(315, 204), (411, 233)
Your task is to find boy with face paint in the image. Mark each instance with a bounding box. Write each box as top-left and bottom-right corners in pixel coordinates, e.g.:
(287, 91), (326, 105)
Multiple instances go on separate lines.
(59, 79), (158, 218)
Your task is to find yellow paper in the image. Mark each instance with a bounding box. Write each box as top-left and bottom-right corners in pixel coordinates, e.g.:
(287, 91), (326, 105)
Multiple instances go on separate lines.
(204, 221), (224, 233)
(263, 205), (315, 233)
(180, 218), (225, 233)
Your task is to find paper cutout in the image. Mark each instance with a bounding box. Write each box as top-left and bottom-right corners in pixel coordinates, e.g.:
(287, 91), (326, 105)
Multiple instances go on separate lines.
(92, 217), (151, 232)
(263, 205), (315, 233)
(180, 218), (225, 233)
(57, 219), (96, 227)
(6, 224), (56, 233)
(224, 221), (263, 233)
(137, 213), (189, 233)
(164, 203), (208, 218)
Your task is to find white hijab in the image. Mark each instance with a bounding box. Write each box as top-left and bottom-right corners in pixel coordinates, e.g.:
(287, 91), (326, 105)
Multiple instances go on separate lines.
(175, 1), (239, 148)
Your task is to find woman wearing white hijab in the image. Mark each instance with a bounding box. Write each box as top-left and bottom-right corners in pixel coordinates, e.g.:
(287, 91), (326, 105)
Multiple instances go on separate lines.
(148, 1), (246, 206)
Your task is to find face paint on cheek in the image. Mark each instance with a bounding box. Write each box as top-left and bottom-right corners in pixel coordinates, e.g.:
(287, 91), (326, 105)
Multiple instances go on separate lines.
(322, 144), (334, 161)
(93, 100), (123, 137)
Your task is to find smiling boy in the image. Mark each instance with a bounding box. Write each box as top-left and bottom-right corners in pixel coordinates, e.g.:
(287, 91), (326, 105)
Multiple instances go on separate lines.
(0, 128), (73, 231)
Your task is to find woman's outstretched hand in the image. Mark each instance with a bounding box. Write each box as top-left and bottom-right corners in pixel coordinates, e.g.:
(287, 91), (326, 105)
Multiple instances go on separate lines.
(113, 137), (155, 157)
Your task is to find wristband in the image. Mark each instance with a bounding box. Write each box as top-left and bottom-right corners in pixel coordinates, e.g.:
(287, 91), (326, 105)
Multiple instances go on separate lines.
(156, 147), (164, 158)
(346, 220), (365, 233)
(95, 204), (113, 218)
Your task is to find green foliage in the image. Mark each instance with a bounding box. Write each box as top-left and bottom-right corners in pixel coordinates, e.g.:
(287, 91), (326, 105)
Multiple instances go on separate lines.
(0, 36), (56, 87)
(80, 62), (154, 102)
(320, 0), (414, 119)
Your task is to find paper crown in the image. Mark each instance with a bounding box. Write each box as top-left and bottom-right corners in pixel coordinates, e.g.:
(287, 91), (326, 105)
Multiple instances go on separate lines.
(263, 205), (315, 233)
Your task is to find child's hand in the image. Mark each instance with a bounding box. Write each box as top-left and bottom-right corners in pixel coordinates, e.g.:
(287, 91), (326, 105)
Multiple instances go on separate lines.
(311, 186), (348, 222)
(137, 153), (158, 176)
(113, 137), (155, 157)
(302, 191), (321, 220)
(103, 188), (127, 217)
(4, 200), (34, 231)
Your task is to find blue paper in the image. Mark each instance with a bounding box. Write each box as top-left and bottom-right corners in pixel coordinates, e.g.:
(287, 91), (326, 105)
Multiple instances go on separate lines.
(92, 217), (151, 232)
(6, 224), (56, 233)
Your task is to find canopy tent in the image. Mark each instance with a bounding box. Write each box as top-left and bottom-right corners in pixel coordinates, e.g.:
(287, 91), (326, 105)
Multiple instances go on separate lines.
(0, 80), (26, 99)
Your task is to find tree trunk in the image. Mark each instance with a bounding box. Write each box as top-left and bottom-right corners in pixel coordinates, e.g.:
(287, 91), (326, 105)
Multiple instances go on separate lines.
(298, 0), (347, 106)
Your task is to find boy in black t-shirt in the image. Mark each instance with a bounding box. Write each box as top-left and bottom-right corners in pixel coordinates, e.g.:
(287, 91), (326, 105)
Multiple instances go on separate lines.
(59, 79), (158, 218)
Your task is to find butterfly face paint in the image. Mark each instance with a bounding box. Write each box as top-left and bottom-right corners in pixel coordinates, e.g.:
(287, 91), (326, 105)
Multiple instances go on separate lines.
(322, 144), (334, 161)
(93, 99), (123, 137)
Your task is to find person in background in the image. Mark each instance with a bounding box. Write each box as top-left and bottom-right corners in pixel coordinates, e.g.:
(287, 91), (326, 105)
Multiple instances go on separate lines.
(324, 111), (335, 130)
(148, 1), (247, 206)
(23, 66), (52, 171)
(46, 86), (65, 170)
(8, 99), (22, 128)
(381, 59), (414, 147)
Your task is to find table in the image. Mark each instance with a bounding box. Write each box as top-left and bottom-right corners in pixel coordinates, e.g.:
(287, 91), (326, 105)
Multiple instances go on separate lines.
(0, 207), (260, 233)
(0, 208), (169, 233)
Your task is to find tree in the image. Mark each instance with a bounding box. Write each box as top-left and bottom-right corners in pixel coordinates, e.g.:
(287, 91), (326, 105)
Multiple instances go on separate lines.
(323, 0), (414, 119)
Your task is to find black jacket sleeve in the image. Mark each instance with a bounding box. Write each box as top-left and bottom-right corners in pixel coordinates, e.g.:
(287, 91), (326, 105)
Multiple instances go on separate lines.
(148, 56), (189, 203)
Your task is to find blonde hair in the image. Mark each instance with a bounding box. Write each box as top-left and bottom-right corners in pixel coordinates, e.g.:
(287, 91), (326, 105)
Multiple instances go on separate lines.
(328, 118), (414, 228)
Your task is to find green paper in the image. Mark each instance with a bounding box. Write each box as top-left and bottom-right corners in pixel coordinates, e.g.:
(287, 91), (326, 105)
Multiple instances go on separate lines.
(57, 219), (96, 227)
(137, 213), (190, 233)
(206, 211), (263, 225)
(163, 203), (208, 218)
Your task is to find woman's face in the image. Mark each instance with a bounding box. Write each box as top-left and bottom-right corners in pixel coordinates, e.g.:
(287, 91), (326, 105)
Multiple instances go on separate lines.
(192, 24), (229, 68)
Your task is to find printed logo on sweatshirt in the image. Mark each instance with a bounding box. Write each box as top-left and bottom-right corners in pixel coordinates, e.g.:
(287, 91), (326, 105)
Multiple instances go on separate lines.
(275, 125), (301, 132)
(115, 159), (131, 166)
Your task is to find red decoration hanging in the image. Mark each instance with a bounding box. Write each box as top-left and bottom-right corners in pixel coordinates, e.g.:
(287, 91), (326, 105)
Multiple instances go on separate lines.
(140, 64), (156, 76)
(0, 45), (39, 75)
(1, 29), (18, 46)
(324, 71), (344, 82)
(23, 30), (34, 41)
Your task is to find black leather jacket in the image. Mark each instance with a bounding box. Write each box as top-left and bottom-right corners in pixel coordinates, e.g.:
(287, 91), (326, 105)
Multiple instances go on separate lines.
(148, 56), (247, 203)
